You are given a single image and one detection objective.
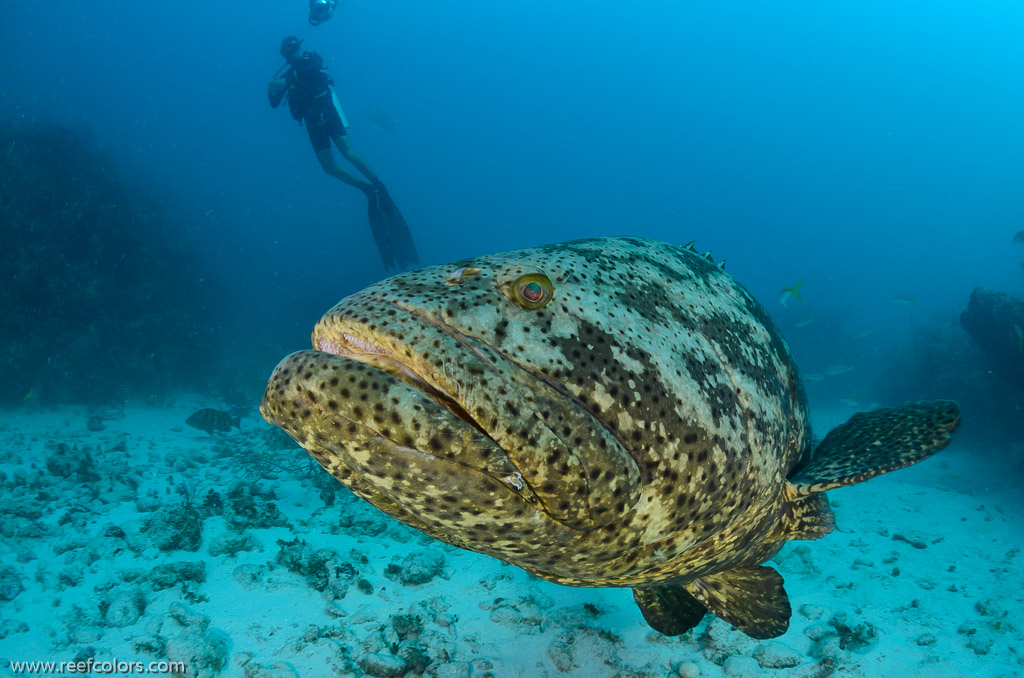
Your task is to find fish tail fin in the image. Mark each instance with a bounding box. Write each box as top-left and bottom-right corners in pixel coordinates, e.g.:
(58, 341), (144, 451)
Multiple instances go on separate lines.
(789, 278), (805, 302)
(788, 400), (959, 496)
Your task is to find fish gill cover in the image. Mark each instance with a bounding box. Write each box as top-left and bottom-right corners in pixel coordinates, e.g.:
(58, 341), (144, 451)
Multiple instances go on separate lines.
(0, 120), (221, 406)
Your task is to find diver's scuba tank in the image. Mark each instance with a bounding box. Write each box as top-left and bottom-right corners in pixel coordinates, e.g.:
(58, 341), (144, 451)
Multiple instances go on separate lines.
(329, 86), (349, 129)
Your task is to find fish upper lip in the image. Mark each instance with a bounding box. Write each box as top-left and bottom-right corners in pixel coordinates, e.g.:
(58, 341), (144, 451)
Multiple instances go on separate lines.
(309, 323), (540, 506)
(315, 330), (492, 440)
(317, 332), (388, 356)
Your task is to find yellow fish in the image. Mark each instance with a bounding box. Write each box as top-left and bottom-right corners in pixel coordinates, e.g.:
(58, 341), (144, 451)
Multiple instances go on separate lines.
(22, 390), (33, 401)
(778, 279), (805, 307)
(839, 397), (859, 407)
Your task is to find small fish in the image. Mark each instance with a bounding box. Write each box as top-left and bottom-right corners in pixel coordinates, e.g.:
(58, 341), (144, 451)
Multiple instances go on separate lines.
(892, 295), (916, 304)
(366, 104), (398, 132)
(186, 408), (241, 435)
(22, 389), (33, 401)
(838, 397), (859, 407)
(1013, 230), (1024, 245)
(802, 372), (825, 382)
(1014, 324), (1023, 353)
(794, 315), (815, 328)
(851, 330), (873, 339)
(825, 364), (855, 376)
(778, 279), (805, 307)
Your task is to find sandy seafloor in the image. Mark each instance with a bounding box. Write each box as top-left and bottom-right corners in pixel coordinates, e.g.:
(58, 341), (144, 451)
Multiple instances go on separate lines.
(0, 399), (1020, 678)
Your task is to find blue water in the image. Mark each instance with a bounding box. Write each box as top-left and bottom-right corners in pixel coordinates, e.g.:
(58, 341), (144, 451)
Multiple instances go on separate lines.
(5, 0), (1023, 360)
(3, 3), (1024, 675)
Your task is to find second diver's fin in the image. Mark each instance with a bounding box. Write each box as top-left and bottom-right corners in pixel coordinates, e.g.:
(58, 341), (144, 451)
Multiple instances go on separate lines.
(632, 585), (706, 636)
(366, 187), (396, 269)
(375, 184), (420, 269)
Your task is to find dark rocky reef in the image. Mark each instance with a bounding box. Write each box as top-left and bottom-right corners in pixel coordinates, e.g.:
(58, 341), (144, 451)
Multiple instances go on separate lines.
(0, 120), (220, 405)
(877, 292), (1024, 445)
(960, 286), (1024, 385)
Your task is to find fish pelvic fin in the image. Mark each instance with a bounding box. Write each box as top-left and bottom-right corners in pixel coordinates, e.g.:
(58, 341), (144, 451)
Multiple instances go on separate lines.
(631, 585), (707, 636)
(789, 400), (960, 496)
(683, 566), (791, 639)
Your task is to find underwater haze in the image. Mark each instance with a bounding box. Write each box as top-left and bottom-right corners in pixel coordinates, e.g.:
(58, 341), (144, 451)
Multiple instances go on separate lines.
(2, 1), (1024, 677)
(4, 1), (1024, 352)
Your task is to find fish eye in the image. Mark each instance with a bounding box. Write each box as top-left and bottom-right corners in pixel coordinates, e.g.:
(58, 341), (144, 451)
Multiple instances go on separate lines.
(512, 274), (553, 310)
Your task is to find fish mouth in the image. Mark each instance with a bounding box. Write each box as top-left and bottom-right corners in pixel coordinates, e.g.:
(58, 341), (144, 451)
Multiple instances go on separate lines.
(264, 297), (642, 534)
(260, 314), (543, 529)
(314, 331), (492, 440)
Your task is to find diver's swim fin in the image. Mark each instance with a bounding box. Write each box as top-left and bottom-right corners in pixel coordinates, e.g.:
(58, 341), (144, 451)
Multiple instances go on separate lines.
(366, 182), (419, 271)
(366, 187), (396, 269)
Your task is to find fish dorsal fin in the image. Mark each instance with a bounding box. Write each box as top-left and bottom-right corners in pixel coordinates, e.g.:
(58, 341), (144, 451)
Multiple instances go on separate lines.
(632, 585), (707, 636)
(767, 492), (835, 542)
(789, 400), (960, 496)
(683, 566), (790, 639)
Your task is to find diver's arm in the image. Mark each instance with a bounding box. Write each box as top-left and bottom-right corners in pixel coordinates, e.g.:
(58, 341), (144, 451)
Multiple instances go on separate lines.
(267, 71), (292, 108)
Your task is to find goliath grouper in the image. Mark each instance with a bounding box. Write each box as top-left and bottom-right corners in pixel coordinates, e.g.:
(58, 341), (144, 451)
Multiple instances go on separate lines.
(261, 237), (959, 638)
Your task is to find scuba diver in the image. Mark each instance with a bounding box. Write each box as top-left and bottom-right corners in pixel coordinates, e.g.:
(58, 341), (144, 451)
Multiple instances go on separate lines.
(308, 0), (337, 26)
(268, 36), (418, 270)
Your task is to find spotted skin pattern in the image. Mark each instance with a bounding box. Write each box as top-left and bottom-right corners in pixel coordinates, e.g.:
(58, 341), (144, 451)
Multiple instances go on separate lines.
(261, 237), (958, 638)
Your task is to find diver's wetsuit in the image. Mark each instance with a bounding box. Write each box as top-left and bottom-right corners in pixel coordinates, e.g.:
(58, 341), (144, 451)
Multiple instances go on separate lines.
(268, 45), (420, 271)
(282, 51), (347, 152)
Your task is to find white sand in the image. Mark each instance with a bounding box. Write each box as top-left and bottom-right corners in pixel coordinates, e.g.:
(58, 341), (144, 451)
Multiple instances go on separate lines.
(0, 401), (1020, 678)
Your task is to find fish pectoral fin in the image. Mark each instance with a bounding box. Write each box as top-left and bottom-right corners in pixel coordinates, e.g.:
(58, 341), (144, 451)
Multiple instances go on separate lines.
(631, 585), (706, 636)
(789, 400), (960, 495)
(767, 493), (835, 542)
(684, 566), (790, 639)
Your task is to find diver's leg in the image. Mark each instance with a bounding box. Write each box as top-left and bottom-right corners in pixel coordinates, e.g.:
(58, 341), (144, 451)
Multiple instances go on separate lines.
(315, 148), (369, 190)
(308, 110), (369, 191)
(334, 135), (380, 185)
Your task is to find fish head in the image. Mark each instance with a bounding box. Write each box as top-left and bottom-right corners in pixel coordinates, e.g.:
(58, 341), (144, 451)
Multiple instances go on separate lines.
(262, 241), (649, 569)
(261, 237), (807, 581)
